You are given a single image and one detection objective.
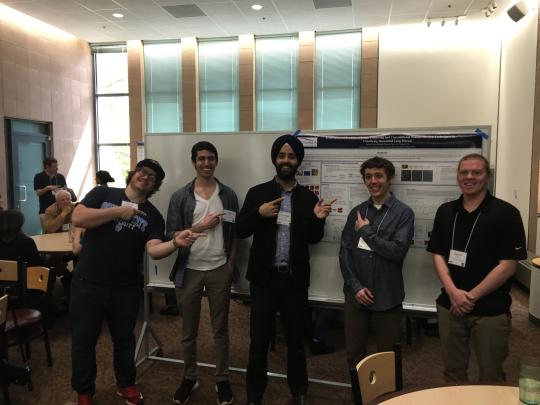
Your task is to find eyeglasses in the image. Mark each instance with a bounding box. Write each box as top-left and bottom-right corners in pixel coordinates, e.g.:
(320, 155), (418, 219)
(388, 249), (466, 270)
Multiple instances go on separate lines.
(458, 170), (486, 178)
(137, 167), (157, 181)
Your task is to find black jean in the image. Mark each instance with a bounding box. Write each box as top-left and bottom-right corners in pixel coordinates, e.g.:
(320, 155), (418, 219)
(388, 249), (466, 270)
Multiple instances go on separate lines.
(246, 273), (308, 402)
(70, 276), (140, 395)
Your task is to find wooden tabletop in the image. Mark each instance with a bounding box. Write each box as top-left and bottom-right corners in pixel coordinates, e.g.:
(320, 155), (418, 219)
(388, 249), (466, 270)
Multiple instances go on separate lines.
(31, 232), (73, 254)
(379, 385), (519, 405)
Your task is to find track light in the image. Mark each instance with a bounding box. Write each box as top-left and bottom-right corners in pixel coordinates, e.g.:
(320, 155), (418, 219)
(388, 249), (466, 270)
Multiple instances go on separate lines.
(426, 15), (464, 27)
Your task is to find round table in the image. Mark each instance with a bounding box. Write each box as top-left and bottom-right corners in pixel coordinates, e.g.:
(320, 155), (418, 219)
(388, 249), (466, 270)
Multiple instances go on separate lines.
(31, 232), (73, 254)
(378, 385), (519, 405)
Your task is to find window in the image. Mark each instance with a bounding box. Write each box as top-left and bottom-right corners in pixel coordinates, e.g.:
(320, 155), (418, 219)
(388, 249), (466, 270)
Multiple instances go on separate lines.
(199, 39), (239, 132)
(256, 36), (298, 131)
(315, 32), (361, 129)
(144, 42), (182, 133)
(93, 45), (130, 187)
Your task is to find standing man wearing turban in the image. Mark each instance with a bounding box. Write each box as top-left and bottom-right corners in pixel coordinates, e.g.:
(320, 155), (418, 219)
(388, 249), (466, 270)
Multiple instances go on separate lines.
(237, 134), (335, 405)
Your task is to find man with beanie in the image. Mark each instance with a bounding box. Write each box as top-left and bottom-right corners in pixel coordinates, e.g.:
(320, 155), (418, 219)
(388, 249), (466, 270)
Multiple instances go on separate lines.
(70, 159), (203, 405)
(237, 134), (335, 405)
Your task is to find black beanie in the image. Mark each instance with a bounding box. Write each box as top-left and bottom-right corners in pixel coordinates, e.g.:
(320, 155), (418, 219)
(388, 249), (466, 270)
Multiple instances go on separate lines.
(271, 134), (304, 165)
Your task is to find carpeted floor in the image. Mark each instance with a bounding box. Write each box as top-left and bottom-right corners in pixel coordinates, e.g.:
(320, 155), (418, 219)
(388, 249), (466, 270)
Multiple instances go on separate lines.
(5, 283), (540, 404)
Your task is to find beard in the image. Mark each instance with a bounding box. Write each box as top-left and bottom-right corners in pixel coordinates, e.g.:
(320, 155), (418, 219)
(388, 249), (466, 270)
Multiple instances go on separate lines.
(275, 162), (298, 181)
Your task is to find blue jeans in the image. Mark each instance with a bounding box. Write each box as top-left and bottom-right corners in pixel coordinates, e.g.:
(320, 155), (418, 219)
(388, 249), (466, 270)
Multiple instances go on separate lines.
(70, 276), (140, 395)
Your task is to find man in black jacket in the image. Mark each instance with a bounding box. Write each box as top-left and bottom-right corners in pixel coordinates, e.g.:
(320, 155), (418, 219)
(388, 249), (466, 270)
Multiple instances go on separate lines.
(237, 134), (334, 405)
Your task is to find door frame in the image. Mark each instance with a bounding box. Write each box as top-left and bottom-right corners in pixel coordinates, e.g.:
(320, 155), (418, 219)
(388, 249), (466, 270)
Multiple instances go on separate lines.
(4, 117), (52, 209)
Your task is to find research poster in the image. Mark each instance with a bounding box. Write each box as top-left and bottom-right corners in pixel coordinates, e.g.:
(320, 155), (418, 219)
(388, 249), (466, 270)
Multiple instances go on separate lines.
(297, 132), (484, 247)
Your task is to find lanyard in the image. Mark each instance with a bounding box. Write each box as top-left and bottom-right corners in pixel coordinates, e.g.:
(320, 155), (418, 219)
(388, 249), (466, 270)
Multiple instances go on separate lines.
(451, 211), (481, 253)
(365, 205), (390, 235)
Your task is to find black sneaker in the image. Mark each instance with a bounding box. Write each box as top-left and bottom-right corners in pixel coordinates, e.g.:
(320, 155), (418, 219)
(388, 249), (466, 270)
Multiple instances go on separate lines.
(215, 381), (234, 405)
(172, 379), (198, 404)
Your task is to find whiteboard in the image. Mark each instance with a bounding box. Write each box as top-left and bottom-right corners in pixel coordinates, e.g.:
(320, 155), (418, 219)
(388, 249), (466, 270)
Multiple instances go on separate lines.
(146, 128), (489, 312)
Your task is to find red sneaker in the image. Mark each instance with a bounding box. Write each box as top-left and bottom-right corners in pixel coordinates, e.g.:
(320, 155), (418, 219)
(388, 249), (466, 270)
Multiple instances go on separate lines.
(117, 385), (144, 405)
(77, 394), (93, 405)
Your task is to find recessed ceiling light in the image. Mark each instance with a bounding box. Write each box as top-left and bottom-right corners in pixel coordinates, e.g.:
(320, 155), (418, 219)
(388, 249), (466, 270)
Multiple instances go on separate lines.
(112, 12), (124, 18)
(251, 4), (263, 11)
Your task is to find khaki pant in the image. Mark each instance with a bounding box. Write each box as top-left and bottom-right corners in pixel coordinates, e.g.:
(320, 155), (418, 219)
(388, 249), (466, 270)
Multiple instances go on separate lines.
(437, 304), (510, 382)
(175, 263), (233, 381)
(344, 301), (402, 368)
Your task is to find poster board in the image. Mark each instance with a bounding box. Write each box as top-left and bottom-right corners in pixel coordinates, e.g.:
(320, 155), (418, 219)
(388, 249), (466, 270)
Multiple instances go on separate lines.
(146, 128), (489, 312)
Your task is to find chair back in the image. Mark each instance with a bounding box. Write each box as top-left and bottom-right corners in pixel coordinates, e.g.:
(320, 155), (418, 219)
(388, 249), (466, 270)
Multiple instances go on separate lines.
(0, 295), (8, 326)
(26, 267), (50, 293)
(356, 343), (402, 404)
(0, 261), (27, 304)
(0, 261), (18, 282)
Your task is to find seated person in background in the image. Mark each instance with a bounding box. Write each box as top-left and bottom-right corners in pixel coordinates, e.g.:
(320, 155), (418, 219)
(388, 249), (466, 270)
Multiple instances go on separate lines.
(0, 209), (44, 267)
(42, 190), (75, 304)
(42, 189), (74, 234)
(95, 170), (115, 187)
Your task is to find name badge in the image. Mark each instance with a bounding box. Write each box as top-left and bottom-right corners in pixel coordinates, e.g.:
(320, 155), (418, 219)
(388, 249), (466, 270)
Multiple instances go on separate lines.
(121, 200), (138, 210)
(357, 237), (372, 251)
(222, 210), (236, 223)
(448, 249), (467, 267)
(276, 211), (291, 226)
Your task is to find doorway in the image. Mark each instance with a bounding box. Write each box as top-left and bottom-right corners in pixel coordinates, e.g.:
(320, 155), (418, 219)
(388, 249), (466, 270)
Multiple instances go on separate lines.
(5, 118), (51, 235)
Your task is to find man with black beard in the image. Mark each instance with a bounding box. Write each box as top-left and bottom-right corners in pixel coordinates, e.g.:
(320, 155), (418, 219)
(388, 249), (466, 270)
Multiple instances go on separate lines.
(237, 134), (335, 405)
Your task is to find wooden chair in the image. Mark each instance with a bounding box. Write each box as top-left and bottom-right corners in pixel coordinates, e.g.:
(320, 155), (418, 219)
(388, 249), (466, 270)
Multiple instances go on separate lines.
(0, 261), (52, 367)
(0, 261), (25, 363)
(355, 343), (402, 405)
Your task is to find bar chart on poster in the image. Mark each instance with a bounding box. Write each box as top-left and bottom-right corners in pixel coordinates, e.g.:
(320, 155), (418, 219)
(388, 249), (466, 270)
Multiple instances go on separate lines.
(146, 127), (489, 312)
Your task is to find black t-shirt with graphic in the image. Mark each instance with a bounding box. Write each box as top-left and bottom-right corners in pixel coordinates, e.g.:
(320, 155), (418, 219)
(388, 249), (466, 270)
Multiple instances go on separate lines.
(74, 186), (165, 286)
(34, 171), (67, 214)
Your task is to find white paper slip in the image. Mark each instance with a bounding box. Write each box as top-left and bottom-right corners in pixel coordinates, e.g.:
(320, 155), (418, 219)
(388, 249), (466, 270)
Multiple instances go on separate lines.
(61, 223), (70, 231)
(222, 210), (236, 223)
(448, 249), (467, 267)
(357, 237), (372, 251)
(122, 200), (139, 210)
(276, 211), (291, 226)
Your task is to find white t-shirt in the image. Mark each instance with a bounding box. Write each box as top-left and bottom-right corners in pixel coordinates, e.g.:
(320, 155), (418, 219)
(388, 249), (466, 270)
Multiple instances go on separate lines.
(186, 184), (227, 271)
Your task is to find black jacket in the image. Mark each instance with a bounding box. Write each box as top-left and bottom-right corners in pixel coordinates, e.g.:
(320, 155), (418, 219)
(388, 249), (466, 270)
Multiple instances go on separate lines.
(237, 179), (325, 288)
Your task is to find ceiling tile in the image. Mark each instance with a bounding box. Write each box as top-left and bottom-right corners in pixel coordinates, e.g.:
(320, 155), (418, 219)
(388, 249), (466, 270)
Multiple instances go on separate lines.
(390, 0), (430, 15)
(198, 2), (243, 16)
(74, 0), (123, 11)
(313, 0), (351, 9)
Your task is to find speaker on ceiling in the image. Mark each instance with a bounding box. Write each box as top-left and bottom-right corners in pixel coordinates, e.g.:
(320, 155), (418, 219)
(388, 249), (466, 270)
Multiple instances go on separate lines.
(507, 1), (529, 22)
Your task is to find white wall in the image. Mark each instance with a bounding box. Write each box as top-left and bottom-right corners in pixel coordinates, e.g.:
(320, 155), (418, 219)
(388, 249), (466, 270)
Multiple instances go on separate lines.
(497, 8), (538, 237)
(377, 17), (538, 238)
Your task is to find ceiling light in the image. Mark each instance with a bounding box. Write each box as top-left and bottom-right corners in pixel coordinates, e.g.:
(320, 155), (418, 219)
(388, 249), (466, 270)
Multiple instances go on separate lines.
(251, 4), (263, 11)
(112, 12), (124, 18)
